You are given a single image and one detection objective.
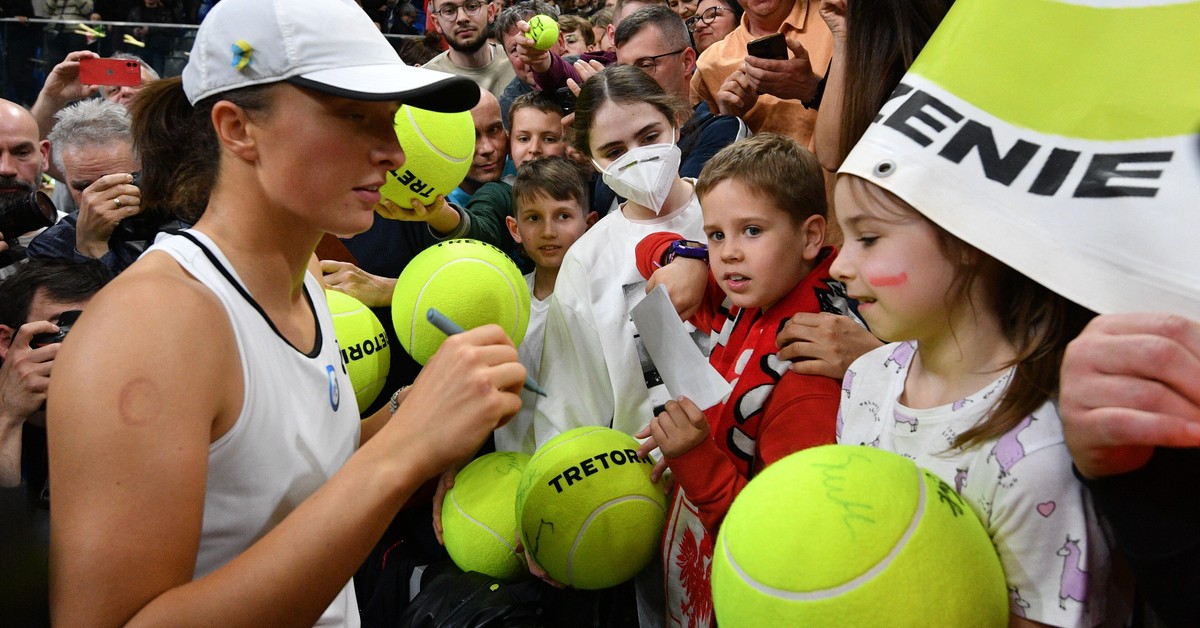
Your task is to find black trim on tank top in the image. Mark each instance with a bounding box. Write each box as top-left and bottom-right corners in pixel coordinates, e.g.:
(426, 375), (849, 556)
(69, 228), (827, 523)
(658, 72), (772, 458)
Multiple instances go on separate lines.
(176, 231), (324, 359)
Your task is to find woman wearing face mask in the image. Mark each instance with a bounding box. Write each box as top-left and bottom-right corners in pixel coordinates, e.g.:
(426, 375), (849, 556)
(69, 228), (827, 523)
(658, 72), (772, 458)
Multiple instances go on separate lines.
(531, 65), (707, 450)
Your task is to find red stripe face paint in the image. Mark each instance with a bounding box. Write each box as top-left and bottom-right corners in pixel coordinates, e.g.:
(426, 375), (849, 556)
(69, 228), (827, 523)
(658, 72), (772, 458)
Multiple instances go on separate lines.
(867, 272), (908, 287)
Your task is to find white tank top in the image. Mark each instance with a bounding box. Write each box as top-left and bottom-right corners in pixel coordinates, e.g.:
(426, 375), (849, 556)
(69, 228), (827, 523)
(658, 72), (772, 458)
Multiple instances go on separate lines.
(148, 231), (361, 627)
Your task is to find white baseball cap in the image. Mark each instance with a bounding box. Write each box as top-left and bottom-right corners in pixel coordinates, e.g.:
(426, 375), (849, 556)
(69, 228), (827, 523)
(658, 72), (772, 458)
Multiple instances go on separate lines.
(182, 0), (479, 112)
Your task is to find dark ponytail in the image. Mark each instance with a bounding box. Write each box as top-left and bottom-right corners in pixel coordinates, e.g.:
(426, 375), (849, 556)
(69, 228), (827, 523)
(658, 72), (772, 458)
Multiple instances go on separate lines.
(130, 76), (272, 223)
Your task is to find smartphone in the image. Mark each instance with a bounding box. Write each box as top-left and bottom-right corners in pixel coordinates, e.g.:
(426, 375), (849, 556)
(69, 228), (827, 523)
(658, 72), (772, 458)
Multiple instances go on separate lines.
(79, 57), (142, 87)
(746, 32), (788, 60)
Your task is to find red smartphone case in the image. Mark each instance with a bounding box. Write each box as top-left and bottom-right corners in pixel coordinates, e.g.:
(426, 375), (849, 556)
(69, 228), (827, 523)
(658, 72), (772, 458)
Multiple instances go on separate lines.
(79, 58), (142, 87)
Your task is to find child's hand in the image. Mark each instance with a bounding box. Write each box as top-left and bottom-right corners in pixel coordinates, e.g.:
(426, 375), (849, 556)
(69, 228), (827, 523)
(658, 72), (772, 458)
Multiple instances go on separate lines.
(514, 20), (554, 73)
(646, 257), (708, 321)
(638, 397), (709, 471)
(431, 468), (458, 545)
(514, 528), (567, 588)
(634, 432), (669, 483)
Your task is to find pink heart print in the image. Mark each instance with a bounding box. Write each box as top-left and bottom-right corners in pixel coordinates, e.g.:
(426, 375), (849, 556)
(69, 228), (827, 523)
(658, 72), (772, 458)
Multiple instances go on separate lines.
(1036, 501), (1056, 517)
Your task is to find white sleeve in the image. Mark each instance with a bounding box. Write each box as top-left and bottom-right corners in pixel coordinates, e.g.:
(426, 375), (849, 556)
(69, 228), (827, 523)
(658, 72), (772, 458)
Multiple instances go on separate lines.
(532, 259), (616, 447)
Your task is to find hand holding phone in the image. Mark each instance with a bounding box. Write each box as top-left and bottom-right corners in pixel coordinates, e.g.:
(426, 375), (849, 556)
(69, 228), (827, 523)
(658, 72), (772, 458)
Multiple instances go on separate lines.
(746, 33), (788, 60)
(78, 58), (142, 87)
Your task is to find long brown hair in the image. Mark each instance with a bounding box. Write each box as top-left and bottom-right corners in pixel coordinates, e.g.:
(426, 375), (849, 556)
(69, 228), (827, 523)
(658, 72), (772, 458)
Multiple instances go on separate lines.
(839, 0), (953, 161)
(927, 225), (1095, 449)
(129, 76), (272, 223)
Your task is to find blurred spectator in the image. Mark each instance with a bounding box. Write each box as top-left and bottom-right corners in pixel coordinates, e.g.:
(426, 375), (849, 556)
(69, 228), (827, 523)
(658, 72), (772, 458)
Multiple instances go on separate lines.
(615, 5), (746, 179)
(665, 0), (693, 19)
(494, 0), (557, 125)
(424, 0), (515, 99)
(98, 53), (160, 108)
(590, 7), (613, 50)
(42, 0), (98, 68)
(0, 0), (41, 105)
(692, 0), (831, 145)
(126, 0), (183, 76)
(558, 13), (594, 55)
(0, 256), (109, 628)
(27, 99), (156, 273)
(399, 31), (444, 65)
(685, 0), (740, 55)
(0, 99), (52, 277)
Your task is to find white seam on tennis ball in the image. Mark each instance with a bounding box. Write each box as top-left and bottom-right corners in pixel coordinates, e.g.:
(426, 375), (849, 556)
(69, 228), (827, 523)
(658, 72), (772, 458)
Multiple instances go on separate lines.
(528, 427), (604, 464)
(566, 494), (667, 587)
(450, 490), (517, 553)
(405, 107), (470, 164)
(721, 469), (927, 600)
(409, 258), (524, 350)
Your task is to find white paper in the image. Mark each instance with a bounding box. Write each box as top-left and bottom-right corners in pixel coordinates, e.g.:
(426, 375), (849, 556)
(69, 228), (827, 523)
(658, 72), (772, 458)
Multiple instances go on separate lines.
(629, 285), (731, 411)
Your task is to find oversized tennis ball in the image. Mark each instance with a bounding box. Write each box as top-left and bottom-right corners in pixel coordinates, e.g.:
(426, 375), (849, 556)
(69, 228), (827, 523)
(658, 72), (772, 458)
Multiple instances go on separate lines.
(514, 426), (667, 590)
(442, 451), (532, 581)
(527, 14), (559, 51)
(391, 239), (531, 364)
(712, 445), (1008, 627)
(380, 106), (474, 213)
(326, 289), (391, 411)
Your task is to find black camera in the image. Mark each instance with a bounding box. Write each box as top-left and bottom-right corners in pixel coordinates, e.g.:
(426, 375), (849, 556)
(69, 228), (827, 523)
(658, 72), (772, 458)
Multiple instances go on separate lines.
(30, 309), (82, 349)
(0, 190), (56, 241)
(553, 86), (577, 115)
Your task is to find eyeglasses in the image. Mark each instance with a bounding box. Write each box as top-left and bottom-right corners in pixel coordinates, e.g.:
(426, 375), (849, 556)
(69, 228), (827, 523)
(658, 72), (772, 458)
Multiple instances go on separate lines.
(685, 6), (729, 32)
(631, 49), (685, 75)
(434, 0), (485, 21)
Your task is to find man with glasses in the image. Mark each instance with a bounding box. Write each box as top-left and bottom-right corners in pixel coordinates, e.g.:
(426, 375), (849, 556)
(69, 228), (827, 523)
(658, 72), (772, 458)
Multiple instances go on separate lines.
(423, 0), (517, 99)
(615, 5), (747, 179)
(691, 0), (831, 146)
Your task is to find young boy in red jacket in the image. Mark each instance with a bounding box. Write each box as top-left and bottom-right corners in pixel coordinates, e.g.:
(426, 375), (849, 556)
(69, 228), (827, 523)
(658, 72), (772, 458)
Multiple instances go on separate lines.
(634, 134), (845, 628)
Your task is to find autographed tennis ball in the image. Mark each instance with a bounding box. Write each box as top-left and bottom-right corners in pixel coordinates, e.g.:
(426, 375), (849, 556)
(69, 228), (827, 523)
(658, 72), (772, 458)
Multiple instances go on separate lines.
(711, 445), (1008, 627)
(527, 15), (559, 51)
(442, 451), (532, 581)
(391, 239), (531, 364)
(514, 426), (667, 590)
(380, 106), (474, 213)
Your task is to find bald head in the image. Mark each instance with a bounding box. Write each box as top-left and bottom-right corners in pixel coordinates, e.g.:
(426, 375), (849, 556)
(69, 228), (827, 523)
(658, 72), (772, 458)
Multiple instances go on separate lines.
(0, 100), (49, 211)
(465, 89), (508, 191)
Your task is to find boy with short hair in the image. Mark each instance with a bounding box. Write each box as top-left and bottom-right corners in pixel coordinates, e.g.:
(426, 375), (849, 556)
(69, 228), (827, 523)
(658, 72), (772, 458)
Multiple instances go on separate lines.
(495, 156), (597, 453)
(507, 91), (567, 169)
(634, 133), (844, 628)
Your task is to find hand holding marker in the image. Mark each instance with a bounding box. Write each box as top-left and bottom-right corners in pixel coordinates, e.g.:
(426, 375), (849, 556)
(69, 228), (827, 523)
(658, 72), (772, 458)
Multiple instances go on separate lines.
(426, 308), (547, 397)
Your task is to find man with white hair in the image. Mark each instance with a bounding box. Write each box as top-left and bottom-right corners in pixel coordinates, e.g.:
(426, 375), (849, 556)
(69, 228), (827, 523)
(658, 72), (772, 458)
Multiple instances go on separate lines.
(26, 99), (154, 274)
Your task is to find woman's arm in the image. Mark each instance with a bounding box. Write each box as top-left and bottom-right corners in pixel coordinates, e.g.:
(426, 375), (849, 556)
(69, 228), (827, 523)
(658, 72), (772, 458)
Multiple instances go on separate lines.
(49, 260), (523, 626)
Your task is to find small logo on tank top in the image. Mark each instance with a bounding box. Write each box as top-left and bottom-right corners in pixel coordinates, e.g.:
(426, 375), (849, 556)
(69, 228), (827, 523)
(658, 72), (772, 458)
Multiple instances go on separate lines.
(326, 364), (340, 411)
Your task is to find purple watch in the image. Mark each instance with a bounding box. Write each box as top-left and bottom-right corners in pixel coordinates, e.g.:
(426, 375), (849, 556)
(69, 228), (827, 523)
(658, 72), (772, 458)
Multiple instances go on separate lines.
(662, 239), (708, 266)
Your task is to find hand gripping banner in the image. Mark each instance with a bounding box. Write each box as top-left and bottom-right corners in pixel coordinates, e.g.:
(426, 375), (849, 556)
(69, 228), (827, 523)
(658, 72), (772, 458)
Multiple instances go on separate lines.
(839, 0), (1200, 316)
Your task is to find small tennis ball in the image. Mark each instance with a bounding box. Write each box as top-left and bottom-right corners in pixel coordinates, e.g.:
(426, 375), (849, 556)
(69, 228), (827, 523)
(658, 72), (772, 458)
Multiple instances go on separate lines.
(712, 445), (1008, 627)
(326, 289), (391, 411)
(391, 239), (531, 364)
(442, 451), (532, 581)
(527, 15), (559, 51)
(514, 426), (667, 590)
(381, 106), (475, 213)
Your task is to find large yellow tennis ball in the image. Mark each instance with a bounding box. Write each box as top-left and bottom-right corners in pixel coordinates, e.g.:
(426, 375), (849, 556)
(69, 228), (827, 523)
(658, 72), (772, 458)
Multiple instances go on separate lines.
(514, 426), (667, 590)
(391, 239), (531, 365)
(527, 15), (559, 51)
(712, 445), (1008, 627)
(326, 289), (391, 411)
(381, 106), (474, 212)
(442, 451), (532, 581)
